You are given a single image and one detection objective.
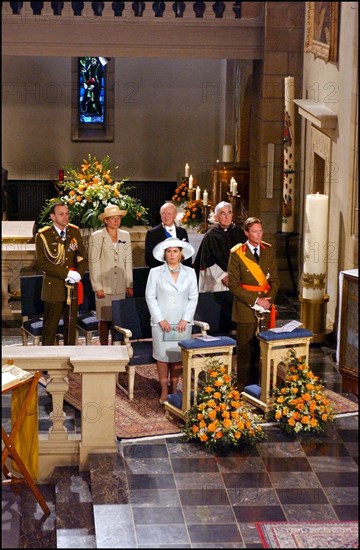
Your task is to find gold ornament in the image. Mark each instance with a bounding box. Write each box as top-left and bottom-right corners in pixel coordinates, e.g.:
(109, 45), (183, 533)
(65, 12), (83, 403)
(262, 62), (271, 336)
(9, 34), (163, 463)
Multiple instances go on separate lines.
(302, 272), (326, 290)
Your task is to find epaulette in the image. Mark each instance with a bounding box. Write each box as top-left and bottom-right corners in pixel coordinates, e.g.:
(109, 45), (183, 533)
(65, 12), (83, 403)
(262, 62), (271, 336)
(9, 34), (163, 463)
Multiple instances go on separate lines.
(230, 243), (244, 253)
(68, 223), (79, 229)
(261, 240), (272, 248)
(38, 226), (51, 233)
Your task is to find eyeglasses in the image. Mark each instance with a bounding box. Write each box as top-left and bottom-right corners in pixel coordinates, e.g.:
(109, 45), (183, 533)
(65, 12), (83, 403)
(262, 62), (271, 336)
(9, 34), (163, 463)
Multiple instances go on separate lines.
(217, 211), (232, 217)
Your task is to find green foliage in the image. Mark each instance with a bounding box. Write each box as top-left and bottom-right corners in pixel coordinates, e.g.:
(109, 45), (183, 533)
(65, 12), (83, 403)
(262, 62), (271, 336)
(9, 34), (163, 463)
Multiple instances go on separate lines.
(38, 154), (149, 229)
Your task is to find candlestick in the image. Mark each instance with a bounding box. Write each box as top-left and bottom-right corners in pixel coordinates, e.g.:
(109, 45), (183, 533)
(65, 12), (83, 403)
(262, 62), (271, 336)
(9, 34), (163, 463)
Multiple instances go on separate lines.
(198, 204), (210, 234)
(188, 175), (193, 189)
(232, 181), (238, 196)
(227, 192), (236, 214)
(59, 169), (64, 182)
(203, 190), (208, 205)
(195, 186), (201, 201)
(187, 188), (194, 203)
(185, 163), (190, 178)
(302, 193), (329, 300)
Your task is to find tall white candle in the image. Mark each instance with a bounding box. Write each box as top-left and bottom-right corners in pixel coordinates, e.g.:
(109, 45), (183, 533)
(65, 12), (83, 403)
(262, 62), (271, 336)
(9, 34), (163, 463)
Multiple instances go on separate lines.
(203, 190), (208, 205)
(188, 175), (193, 189)
(185, 163), (190, 178)
(223, 144), (234, 163)
(232, 181), (238, 196)
(230, 177), (235, 194)
(195, 187), (201, 200)
(302, 193), (329, 299)
(282, 76), (295, 232)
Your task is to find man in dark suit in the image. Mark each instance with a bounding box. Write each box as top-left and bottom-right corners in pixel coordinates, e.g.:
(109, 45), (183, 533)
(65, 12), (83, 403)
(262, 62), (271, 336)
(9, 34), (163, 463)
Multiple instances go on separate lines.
(145, 202), (192, 268)
(35, 202), (88, 345)
(228, 217), (280, 390)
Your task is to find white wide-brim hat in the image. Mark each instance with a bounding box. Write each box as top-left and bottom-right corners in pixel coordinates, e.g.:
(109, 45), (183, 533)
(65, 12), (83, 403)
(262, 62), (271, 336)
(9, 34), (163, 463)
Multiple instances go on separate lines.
(98, 204), (127, 221)
(153, 237), (194, 263)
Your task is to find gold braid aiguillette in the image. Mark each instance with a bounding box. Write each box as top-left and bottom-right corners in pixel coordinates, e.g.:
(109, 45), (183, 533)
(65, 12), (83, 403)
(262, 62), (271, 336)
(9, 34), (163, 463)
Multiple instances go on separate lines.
(40, 234), (65, 265)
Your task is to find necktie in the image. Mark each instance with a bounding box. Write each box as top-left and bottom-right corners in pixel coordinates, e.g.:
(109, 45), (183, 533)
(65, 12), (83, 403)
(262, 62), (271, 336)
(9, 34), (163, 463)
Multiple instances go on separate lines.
(253, 247), (259, 263)
(60, 230), (65, 240)
(164, 227), (173, 238)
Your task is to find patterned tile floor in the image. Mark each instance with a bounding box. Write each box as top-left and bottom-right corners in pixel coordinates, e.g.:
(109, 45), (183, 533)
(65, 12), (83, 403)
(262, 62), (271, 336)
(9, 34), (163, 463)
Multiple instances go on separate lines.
(2, 292), (358, 548)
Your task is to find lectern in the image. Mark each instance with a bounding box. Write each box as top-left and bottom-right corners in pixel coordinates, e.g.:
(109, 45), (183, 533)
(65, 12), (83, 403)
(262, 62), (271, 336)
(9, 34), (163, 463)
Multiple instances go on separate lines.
(2, 366), (50, 515)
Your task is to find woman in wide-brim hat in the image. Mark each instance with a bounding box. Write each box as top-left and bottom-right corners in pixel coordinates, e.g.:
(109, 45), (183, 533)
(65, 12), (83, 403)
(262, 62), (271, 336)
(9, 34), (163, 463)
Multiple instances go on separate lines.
(145, 237), (198, 404)
(89, 204), (133, 345)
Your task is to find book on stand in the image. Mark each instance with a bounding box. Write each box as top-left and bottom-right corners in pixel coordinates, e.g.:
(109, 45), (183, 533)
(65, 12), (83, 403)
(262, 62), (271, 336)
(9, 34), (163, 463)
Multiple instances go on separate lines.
(2, 360), (33, 392)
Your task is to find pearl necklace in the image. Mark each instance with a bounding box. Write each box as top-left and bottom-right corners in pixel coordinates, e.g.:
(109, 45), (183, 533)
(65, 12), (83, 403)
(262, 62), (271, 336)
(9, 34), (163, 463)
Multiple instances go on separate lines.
(168, 264), (180, 273)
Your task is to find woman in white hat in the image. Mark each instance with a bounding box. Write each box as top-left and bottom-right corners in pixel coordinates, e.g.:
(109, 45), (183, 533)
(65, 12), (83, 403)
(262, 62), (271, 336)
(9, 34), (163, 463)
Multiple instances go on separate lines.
(145, 237), (198, 403)
(89, 204), (133, 345)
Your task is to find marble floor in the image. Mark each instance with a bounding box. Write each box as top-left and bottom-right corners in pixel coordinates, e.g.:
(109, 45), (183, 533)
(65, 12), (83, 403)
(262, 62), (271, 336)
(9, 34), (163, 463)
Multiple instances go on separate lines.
(2, 292), (358, 548)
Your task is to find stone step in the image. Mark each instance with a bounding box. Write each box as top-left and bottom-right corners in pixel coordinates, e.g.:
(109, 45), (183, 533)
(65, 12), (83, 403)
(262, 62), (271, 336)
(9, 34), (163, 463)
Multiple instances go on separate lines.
(88, 453), (136, 548)
(52, 465), (96, 548)
(19, 483), (56, 548)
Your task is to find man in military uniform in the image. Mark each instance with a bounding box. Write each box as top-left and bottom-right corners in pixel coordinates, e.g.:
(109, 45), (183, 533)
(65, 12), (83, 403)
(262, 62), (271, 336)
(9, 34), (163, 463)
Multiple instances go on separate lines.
(35, 202), (88, 345)
(228, 217), (280, 389)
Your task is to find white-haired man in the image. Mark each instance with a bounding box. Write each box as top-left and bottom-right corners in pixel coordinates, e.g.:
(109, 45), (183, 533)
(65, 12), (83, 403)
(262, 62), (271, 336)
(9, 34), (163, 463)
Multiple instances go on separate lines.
(194, 201), (246, 292)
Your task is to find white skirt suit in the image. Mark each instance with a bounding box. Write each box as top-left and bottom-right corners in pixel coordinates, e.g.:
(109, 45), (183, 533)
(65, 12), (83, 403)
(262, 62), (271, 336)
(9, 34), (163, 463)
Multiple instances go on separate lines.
(88, 227), (133, 321)
(145, 263), (199, 363)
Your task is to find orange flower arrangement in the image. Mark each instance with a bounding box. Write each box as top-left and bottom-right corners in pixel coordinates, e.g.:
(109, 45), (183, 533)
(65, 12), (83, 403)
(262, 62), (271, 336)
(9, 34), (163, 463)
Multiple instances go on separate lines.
(182, 359), (265, 452)
(180, 198), (213, 228)
(271, 349), (334, 434)
(38, 154), (148, 229)
(172, 178), (189, 205)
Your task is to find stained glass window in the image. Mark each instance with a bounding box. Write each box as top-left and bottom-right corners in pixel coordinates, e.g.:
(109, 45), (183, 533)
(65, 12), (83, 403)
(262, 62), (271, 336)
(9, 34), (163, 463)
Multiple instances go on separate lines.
(78, 57), (106, 124)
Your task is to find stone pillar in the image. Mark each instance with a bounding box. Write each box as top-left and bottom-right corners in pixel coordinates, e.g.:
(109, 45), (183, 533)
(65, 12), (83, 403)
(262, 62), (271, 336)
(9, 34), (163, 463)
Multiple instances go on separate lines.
(70, 346), (129, 470)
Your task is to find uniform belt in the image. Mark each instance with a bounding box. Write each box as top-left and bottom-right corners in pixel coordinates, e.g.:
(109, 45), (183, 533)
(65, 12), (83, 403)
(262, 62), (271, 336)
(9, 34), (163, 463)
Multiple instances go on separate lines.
(240, 283), (269, 292)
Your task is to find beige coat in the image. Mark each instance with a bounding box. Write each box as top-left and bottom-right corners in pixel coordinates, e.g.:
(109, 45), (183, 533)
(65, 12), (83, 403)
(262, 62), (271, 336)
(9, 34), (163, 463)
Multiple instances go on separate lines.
(88, 227), (133, 295)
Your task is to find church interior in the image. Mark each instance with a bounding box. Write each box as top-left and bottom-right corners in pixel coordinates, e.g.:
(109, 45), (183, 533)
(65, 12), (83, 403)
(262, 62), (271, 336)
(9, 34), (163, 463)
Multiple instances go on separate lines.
(2, 2), (358, 548)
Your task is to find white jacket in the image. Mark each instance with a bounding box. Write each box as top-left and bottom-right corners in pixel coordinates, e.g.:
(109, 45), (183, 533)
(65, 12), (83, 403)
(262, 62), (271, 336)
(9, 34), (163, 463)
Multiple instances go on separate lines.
(145, 263), (198, 326)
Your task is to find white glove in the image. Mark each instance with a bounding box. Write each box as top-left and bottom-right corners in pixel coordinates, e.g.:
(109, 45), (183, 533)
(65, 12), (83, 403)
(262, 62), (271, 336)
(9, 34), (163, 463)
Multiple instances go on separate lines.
(65, 270), (81, 284)
(251, 303), (270, 314)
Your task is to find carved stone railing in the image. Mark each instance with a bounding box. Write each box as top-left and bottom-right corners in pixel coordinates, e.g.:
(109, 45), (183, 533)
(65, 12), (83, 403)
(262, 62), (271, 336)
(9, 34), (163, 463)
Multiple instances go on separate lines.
(2, 345), (129, 482)
(6, 2), (244, 19)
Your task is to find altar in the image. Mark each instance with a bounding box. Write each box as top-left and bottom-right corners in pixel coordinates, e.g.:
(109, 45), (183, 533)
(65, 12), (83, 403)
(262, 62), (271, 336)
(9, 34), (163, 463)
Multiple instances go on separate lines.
(2, 221), (36, 319)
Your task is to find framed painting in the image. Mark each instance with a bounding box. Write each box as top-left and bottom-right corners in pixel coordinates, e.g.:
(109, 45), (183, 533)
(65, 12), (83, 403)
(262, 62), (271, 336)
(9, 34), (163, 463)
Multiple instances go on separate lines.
(304, 2), (340, 63)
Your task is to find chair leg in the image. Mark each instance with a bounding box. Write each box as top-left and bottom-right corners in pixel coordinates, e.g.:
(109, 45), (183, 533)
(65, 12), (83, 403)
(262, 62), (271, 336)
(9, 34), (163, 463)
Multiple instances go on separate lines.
(21, 328), (28, 346)
(127, 366), (136, 401)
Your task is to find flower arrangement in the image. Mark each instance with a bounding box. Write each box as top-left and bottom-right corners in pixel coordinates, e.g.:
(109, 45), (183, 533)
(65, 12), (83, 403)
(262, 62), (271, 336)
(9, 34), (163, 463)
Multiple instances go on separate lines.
(271, 349), (334, 435)
(172, 179), (189, 205)
(38, 154), (149, 229)
(182, 359), (266, 452)
(180, 198), (211, 228)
